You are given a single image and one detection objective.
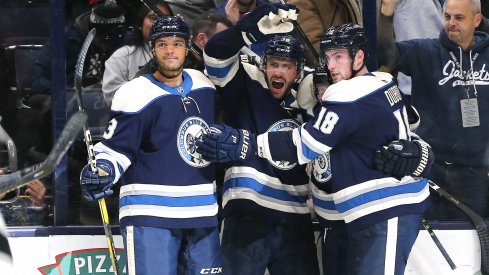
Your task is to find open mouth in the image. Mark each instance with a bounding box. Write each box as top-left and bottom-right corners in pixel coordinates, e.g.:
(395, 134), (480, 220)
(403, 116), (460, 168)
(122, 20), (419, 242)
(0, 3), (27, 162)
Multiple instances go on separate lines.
(272, 79), (285, 89)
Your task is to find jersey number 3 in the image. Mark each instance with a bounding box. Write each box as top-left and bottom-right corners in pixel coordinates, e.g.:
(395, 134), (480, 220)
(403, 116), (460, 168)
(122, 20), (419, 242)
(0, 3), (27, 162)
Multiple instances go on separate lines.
(313, 108), (339, 134)
(103, 118), (118, 140)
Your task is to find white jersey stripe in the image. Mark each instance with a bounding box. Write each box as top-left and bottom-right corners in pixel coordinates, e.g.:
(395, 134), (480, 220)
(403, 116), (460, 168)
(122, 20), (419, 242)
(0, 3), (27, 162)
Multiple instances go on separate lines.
(120, 183), (216, 197)
(204, 52), (240, 87)
(119, 204), (218, 219)
(126, 226), (136, 275)
(385, 217), (398, 275)
(224, 166), (309, 194)
(342, 187), (430, 223)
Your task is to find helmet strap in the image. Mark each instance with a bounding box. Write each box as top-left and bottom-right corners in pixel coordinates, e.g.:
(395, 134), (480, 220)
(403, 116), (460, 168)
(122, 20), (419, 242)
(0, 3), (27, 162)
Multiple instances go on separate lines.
(349, 48), (365, 78)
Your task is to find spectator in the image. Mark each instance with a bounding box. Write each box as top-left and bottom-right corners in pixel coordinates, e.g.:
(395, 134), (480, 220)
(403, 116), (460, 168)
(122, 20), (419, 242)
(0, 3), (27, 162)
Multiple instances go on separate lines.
(379, 0), (489, 219)
(213, 0), (261, 24)
(287, 0), (362, 52)
(0, 169), (50, 226)
(165, 0), (219, 27)
(32, 0), (126, 96)
(189, 12), (233, 71)
(384, 0), (443, 96)
(102, 0), (173, 105)
(80, 16), (222, 275)
(25, 0), (126, 163)
(213, 0), (272, 55)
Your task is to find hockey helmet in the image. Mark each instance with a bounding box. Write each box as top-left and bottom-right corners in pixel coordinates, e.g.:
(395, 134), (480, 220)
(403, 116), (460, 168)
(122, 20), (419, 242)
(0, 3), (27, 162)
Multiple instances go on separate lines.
(313, 65), (332, 86)
(150, 16), (190, 48)
(319, 23), (368, 66)
(313, 65), (332, 98)
(261, 34), (305, 72)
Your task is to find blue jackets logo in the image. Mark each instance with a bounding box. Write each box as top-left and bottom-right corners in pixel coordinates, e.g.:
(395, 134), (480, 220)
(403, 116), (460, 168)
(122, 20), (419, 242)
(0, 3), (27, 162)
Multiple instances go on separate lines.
(177, 117), (211, 167)
(312, 153), (332, 183)
(267, 120), (299, 170)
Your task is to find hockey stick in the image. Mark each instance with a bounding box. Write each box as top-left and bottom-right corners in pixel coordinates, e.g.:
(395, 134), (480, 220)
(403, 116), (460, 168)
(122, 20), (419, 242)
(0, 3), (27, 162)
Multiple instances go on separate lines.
(74, 28), (121, 275)
(0, 111), (86, 194)
(429, 180), (489, 275)
(420, 218), (456, 270)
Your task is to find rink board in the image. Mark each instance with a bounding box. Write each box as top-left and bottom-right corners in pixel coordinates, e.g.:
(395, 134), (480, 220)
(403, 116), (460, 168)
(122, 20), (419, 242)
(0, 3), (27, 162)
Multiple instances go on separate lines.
(6, 226), (484, 275)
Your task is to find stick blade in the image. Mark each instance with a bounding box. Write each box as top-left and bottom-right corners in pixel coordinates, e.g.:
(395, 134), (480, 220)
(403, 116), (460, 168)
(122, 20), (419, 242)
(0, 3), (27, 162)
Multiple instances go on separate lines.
(0, 111), (87, 193)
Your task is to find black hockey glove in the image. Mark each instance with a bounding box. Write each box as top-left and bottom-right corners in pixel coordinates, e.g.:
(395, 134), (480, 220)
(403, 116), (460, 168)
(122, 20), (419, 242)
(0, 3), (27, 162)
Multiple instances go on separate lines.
(196, 124), (256, 163)
(235, 3), (297, 45)
(375, 139), (434, 178)
(80, 159), (116, 201)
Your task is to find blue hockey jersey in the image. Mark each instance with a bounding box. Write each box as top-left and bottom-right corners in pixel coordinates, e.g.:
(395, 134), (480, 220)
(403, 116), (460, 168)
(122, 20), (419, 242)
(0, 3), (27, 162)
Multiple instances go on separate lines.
(257, 72), (431, 232)
(93, 69), (219, 229)
(204, 27), (315, 224)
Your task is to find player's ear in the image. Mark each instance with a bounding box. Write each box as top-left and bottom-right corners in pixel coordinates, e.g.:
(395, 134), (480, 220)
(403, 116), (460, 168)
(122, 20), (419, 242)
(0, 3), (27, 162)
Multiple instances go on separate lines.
(353, 50), (365, 70)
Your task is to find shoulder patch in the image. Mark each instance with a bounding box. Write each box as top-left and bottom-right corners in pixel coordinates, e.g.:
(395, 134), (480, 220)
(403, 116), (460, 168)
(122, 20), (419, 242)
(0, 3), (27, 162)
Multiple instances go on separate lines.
(184, 69), (216, 91)
(111, 76), (169, 113)
(322, 72), (394, 103)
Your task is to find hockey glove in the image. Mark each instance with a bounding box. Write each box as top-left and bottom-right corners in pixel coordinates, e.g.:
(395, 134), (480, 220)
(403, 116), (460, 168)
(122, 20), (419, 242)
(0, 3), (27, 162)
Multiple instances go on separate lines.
(196, 124), (256, 163)
(80, 159), (116, 201)
(375, 139), (434, 178)
(236, 3), (297, 45)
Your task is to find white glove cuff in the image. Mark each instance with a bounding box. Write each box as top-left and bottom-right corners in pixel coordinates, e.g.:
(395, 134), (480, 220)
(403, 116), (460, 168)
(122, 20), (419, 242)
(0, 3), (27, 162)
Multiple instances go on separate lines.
(256, 133), (272, 161)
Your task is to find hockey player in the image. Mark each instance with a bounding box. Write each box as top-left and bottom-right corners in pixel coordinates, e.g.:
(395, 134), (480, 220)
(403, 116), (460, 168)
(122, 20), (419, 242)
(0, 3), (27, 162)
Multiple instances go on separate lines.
(80, 16), (222, 275)
(199, 23), (434, 275)
(203, 3), (320, 274)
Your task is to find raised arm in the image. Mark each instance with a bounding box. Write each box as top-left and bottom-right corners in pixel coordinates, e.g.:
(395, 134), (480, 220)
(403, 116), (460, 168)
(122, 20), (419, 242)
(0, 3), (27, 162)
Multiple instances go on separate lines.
(377, 0), (399, 72)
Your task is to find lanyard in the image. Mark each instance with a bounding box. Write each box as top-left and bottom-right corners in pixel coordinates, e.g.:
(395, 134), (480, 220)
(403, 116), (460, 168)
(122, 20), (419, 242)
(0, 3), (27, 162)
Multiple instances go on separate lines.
(449, 51), (479, 98)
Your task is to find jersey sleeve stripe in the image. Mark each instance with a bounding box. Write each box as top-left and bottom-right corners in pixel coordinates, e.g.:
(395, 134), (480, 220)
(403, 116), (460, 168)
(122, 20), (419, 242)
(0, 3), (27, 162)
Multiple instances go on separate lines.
(292, 127), (332, 164)
(94, 143), (131, 170)
(204, 52), (240, 87)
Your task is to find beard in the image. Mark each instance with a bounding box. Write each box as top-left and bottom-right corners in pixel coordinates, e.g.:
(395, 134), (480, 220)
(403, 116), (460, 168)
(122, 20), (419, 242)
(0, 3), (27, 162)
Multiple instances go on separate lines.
(155, 57), (185, 79)
(159, 59), (185, 72)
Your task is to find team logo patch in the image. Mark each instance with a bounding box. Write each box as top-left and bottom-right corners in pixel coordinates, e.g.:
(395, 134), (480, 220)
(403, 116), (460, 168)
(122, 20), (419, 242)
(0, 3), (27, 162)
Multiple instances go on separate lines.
(177, 117), (210, 167)
(266, 119), (300, 170)
(312, 153), (332, 183)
